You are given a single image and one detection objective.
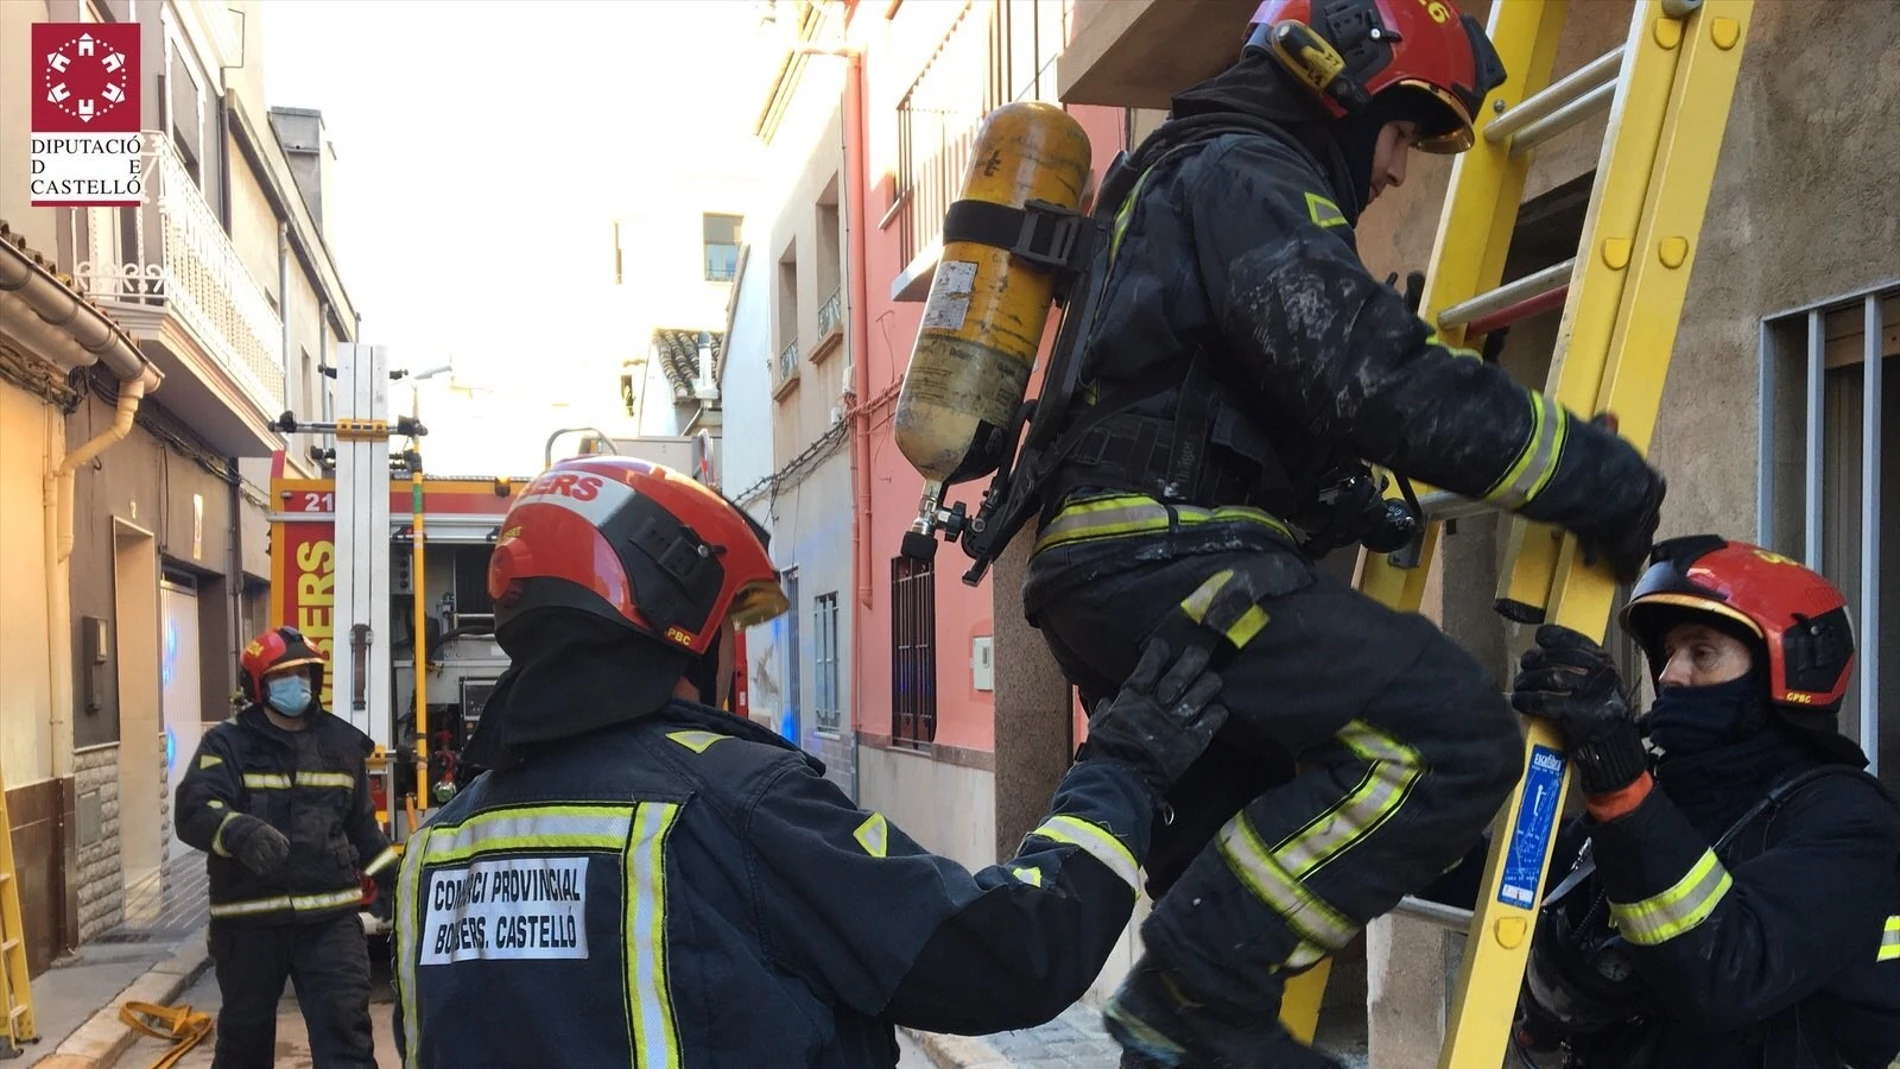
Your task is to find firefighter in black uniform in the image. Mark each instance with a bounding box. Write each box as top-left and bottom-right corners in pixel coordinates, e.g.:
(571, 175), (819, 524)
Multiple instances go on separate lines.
(1495, 536), (1900, 1067)
(1017, 1), (1668, 1064)
(176, 627), (398, 1069)
(392, 456), (1235, 1068)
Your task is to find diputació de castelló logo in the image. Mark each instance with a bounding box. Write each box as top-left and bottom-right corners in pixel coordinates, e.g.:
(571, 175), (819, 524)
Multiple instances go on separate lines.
(30, 21), (143, 208)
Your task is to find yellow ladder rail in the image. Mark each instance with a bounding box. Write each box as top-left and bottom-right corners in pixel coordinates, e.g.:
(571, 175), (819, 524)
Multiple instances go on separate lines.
(1277, 3), (1754, 1061)
(0, 763), (38, 1051)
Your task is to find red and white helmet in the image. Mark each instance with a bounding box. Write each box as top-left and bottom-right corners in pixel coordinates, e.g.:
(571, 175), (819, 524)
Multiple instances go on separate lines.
(487, 456), (788, 654)
(240, 626), (327, 706)
(1622, 535), (1856, 713)
(1245, 0), (1506, 152)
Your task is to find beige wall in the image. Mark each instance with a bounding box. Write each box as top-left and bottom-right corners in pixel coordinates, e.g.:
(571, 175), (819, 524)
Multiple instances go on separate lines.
(767, 98), (851, 462)
(858, 748), (996, 873)
(0, 384), (58, 790)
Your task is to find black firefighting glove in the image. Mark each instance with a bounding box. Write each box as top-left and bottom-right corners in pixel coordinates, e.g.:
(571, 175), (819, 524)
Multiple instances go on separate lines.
(1511, 625), (1648, 797)
(1571, 414), (1666, 584)
(222, 815), (291, 877)
(1079, 636), (1230, 797)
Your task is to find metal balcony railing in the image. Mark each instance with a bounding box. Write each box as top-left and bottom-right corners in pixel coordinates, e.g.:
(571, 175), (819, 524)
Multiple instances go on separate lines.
(894, 0), (1004, 269)
(777, 338), (800, 383)
(817, 287), (843, 339)
(75, 132), (285, 414)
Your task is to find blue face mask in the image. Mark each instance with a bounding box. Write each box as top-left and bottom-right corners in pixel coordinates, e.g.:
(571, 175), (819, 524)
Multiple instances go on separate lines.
(265, 675), (312, 717)
(1645, 671), (1760, 755)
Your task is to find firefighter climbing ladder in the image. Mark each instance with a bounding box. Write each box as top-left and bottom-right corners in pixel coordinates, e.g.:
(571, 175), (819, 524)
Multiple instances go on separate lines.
(1275, 1), (1754, 1063)
(0, 762), (36, 1053)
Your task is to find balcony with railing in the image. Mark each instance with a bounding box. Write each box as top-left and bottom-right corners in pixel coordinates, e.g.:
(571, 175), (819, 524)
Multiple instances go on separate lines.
(774, 337), (801, 398)
(812, 286), (844, 362)
(890, 0), (1005, 301)
(75, 132), (286, 456)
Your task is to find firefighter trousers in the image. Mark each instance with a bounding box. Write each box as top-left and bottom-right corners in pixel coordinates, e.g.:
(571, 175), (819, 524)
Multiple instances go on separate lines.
(1028, 542), (1521, 1019)
(207, 912), (376, 1069)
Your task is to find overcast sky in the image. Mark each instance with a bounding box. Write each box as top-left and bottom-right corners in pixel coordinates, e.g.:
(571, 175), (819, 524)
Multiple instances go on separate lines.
(259, 0), (777, 420)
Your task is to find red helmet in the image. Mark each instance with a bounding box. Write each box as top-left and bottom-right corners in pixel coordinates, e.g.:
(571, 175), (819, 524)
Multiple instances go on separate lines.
(1245, 0), (1506, 153)
(486, 456), (788, 655)
(240, 626), (327, 705)
(1621, 536), (1856, 712)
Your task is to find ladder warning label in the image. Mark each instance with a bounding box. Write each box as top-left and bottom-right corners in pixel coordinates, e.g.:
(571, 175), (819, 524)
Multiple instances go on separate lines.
(420, 857), (589, 965)
(1498, 745), (1565, 909)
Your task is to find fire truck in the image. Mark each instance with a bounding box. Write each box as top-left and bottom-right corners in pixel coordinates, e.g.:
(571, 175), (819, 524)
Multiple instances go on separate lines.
(264, 344), (729, 930)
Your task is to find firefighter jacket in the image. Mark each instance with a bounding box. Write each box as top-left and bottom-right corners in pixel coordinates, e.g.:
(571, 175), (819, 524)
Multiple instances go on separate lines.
(176, 704), (396, 927)
(391, 700), (1154, 1069)
(1027, 112), (1654, 595)
(1540, 732), (1900, 1068)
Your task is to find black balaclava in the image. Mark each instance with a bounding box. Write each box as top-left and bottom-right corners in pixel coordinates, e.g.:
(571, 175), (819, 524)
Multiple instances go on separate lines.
(682, 628), (723, 711)
(1166, 50), (1366, 220)
(1168, 52), (1456, 221)
(1329, 87), (1454, 211)
(1639, 605), (1869, 772)
(462, 608), (689, 772)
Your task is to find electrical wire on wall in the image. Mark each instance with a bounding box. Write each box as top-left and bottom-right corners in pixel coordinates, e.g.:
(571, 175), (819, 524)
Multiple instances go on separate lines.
(79, 365), (272, 508)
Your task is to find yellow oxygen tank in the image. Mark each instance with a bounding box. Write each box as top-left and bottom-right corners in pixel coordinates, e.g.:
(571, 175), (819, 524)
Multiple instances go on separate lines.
(895, 101), (1093, 551)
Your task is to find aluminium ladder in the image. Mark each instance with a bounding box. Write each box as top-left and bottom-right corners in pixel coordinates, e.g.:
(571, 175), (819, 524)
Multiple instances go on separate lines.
(1274, 2), (1755, 1064)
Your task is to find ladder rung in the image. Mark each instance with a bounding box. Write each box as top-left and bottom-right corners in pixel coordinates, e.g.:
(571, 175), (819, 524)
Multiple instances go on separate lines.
(1508, 81), (1617, 157)
(1437, 259), (1575, 332)
(6, 1005), (23, 1021)
(1417, 489), (1494, 524)
(0, 940), (17, 954)
(1394, 894), (1475, 932)
(1486, 46), (1625, 148)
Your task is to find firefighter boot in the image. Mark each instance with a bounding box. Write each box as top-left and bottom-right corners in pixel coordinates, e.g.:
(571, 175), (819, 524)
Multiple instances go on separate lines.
(1102, 955), (1345, 1069)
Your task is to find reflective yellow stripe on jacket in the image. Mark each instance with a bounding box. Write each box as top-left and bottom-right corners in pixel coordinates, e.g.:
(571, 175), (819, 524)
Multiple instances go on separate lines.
(1035, 494), (1294, 555)
(1609, 848), (1733, 946)
(240, 771), (354, 790)
(1481, 390), (1568, 510)
(394, 802), (683, 1069)
(1026, 814), (1140, 892)
(208, 887), (363, 919)
(1880, 916), (1900, 963)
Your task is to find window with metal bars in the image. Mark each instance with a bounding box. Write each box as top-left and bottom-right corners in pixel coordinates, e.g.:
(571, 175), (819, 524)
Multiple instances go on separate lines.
(814, 593), (841, 737)
(891, 556), (937, 749)
(1759, 284), (1897, 781)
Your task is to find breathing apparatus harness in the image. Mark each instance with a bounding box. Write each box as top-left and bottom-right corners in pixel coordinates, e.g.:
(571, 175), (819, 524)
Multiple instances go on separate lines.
(917, 111), (1423, 585)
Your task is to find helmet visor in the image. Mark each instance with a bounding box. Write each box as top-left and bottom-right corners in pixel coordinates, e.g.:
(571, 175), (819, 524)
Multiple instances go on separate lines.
(729, 579), (790, 628)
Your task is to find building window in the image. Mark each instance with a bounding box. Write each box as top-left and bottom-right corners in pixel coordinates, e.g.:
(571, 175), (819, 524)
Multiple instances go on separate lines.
(1759, 285), (1897, 781)
(891, 556), (936, 749)
(704, 213), (743, 282)
(814, 593), (841, 736)
(775, 243), (800, 387)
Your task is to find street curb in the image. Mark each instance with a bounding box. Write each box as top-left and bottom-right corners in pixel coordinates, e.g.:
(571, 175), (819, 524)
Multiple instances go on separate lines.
(902, 1027), (1014, 1069)
(35, 925), (213, 1069)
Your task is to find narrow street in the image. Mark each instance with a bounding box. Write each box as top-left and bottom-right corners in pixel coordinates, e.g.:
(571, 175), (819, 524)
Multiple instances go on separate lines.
(106, 954), (933, 1068)
(110, 962), (401, 1069)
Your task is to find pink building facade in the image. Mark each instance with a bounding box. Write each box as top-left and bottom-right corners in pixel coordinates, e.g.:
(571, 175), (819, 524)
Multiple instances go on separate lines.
(840, 0), (1137, 869)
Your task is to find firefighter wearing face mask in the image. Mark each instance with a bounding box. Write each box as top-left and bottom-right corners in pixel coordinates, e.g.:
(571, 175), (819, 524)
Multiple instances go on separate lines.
(174, 626), (398, 1069)
(1497, 536), (1900, 1068)
(1014, 2), (1667, 1064)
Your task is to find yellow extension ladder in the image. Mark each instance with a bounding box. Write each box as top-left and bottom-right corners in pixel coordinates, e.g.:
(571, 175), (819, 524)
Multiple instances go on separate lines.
(0, 760), (37, 1055)
(1275, 1), (1754, 1065)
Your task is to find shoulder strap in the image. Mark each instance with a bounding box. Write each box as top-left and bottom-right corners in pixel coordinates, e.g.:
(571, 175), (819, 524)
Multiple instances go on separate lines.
(1713, 764), (1891, 855)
